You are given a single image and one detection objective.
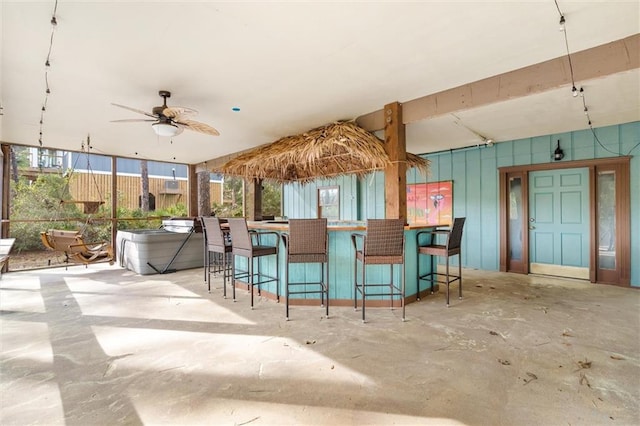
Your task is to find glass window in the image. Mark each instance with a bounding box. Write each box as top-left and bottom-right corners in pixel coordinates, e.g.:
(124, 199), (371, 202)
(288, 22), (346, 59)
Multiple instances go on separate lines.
(318, 186), (339, 220)
(508, 177), (523, 261)
(597, 171), (616, 270)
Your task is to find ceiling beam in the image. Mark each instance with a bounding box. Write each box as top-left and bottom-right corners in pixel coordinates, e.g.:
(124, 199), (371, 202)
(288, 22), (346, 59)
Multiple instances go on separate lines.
(202, 34), (638, 167)
(356, 34), (639, 132)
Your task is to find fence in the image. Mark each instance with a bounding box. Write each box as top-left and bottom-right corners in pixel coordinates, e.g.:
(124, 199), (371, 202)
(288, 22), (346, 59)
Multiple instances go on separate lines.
(68, 173), (222, 210)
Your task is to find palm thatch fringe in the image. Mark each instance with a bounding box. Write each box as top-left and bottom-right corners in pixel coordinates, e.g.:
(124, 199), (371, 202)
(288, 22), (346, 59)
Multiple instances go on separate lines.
(217, 120), (429, 184)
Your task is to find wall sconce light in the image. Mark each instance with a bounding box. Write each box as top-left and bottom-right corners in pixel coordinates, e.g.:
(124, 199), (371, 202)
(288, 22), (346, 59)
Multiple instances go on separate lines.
(554, 140), (565, 161)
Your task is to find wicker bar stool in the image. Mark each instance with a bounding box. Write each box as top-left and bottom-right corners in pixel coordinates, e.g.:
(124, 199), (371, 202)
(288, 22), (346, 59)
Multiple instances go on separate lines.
(416, 217), (466, 306)
(201, 217), (232, 297)
(281, 218), (329, 320)
(351, 219), (405, 323)
(228, 218), (280, 308)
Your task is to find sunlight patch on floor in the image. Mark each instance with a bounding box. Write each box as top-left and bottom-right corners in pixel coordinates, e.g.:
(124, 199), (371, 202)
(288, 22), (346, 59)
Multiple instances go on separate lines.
(91, 326), (374, 386)
(0, 320), (64, 425)
(0, 320), (53, 363)
(72, 291), (254, 324)
(130, 395), (468, 425)
(0, 274), (42, 290)
(0, 288), (46, 313)
(64, 275), (202, 298)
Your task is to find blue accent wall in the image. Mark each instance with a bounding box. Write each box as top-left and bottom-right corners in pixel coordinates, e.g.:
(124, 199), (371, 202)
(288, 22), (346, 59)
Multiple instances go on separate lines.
(282, 121), (640, 286)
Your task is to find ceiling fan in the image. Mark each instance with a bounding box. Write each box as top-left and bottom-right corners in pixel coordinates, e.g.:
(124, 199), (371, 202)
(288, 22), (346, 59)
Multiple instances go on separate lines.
(111, 90), (220, 137)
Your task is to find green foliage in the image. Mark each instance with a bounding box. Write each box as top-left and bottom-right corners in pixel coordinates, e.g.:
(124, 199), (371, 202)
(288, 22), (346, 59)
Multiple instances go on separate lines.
(262, 181), (282, 216)
(10, 173), (83, 252)
(211, 201), (243, 218)
(11, 173), (78, 219)
(9, 172), (191, 252)
(211, 178), (281, 218)
(214, 177), (244, 217)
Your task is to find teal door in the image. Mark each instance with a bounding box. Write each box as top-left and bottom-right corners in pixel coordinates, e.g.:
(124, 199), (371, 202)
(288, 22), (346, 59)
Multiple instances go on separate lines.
(529, 168), (590, 279)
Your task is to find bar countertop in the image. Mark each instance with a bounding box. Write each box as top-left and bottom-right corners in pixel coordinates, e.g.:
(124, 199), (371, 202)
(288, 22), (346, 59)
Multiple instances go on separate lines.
(247, 220), (437, 232)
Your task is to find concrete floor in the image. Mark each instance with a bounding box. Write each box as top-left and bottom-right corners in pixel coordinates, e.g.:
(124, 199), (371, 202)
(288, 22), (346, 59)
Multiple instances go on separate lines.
(1, 264), (639, 426)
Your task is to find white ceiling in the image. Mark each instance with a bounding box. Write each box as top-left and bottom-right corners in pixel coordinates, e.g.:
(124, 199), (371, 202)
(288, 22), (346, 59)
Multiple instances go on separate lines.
(1, 1), (639, 165)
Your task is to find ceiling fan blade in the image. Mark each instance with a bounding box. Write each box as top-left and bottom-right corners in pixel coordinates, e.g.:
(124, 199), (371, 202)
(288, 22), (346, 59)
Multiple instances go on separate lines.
(163, 106), (198, 118)
(176, 118), (220, 136)
(110, 118), (156, 123)
(111, 103), (156, 118)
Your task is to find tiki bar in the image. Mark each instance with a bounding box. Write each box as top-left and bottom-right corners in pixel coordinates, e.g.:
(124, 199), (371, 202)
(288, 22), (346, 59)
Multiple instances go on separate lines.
(203, 117), (460, 321)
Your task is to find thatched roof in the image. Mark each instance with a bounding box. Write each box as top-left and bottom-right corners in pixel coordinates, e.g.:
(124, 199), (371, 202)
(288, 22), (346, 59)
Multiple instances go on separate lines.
(216, 121), (429, 184)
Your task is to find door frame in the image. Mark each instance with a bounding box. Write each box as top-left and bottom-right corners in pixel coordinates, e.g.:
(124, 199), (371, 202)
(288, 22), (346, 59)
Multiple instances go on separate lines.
(499, 156), (631, 286)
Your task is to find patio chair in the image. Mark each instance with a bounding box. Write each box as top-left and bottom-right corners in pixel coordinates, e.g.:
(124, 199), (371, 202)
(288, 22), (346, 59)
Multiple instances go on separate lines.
(416, 217), (466, 306)
(352, 219), (405, 322)
(40, 229), (114, 267)
(201, 217), (233, 297)
(227, 218), (280, 308)
(0, 238), (16, 275)
(281, 218), (329, 320)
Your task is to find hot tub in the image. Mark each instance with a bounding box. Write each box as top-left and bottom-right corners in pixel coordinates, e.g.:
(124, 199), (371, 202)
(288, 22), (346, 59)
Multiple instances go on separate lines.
(116, 228), (204, 275)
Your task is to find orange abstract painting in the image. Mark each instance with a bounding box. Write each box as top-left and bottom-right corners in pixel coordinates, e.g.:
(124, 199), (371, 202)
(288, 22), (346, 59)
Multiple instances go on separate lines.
(407, 181), (453, 226)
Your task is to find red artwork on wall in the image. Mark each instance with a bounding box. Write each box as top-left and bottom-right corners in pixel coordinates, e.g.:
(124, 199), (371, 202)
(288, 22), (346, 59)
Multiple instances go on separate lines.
(406, 181), (453, 226)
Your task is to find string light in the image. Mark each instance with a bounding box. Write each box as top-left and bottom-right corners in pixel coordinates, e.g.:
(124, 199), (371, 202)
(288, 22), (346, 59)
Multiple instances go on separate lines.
(553, 0), (639, 156)
(38, 0), (58, 147)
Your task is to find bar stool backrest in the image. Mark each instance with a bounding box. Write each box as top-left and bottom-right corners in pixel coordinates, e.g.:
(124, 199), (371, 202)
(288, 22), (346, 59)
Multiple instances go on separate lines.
(227, 218), (253, 251)
(202, 217), (228, 249)
(365, 219), (405, 257)
(288, 219), (327, 255)
(447, 217), (466, 250)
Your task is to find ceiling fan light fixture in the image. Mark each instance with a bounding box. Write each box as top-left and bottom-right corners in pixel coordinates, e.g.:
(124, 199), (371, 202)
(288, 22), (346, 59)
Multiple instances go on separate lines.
(152, 121), (179, 137)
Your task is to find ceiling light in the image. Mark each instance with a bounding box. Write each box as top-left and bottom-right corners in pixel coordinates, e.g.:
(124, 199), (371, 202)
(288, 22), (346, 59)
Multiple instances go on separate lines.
(152, 122), (179, 137)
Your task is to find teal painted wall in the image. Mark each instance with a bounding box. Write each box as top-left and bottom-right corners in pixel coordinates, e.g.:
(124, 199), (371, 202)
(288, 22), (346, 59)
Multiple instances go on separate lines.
(283, 175), (359, 220)
(423, 121), (640, 286)
(282, 121), (640, 286)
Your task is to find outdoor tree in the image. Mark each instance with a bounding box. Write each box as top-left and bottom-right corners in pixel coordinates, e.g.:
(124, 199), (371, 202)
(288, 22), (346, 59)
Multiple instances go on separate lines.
(262, 181), (282, 217)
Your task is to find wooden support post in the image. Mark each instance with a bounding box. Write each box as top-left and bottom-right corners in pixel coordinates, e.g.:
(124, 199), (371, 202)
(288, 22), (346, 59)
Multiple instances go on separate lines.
(197, 170), (211, 216)
(111, 156), (117, 252)
(1, 145), (10, 239)
(188, 164), (198, 217)
(245, 178), (262, 221)
(383, 102), (407, 223)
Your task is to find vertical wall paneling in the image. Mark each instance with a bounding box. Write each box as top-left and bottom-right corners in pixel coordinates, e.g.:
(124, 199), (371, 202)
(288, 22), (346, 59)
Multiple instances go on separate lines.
(496, 140), (514, 168)
(573, 129), (595, 161)
(513, 138), (532, 165)
(623, 123), (640, 284)
(594, 125), (621, 159)
(463, 149), (482, 268)
(531, 135), (551, 164)
(450, 151), (468, 267)
(480, 146), (499, 270)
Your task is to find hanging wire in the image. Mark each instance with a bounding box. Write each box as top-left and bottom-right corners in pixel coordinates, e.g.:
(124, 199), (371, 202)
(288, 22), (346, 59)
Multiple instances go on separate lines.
(554, 0), (638, 156)
(84, 135), (104, 203)
(554, 0), (576, 91)
(39, 0), (59, 147)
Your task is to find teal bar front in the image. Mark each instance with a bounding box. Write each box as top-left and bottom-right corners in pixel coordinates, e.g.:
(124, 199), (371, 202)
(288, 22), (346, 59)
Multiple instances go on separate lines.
(231, 221), (435, 306)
